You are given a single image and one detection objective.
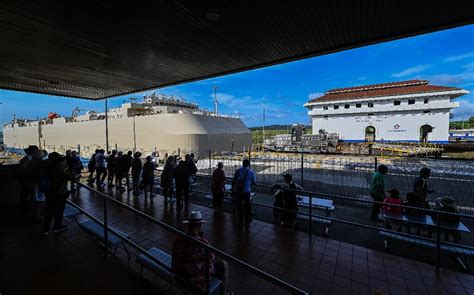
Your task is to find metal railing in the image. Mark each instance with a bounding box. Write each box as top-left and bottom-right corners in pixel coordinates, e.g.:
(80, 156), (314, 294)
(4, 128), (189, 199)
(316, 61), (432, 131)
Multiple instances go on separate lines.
(192, 174), (474, 271)
(73, 181), (308, 295)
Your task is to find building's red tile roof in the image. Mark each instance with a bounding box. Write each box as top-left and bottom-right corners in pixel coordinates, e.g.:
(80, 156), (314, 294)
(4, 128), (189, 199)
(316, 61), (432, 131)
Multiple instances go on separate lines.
(308, 80), (462, 103)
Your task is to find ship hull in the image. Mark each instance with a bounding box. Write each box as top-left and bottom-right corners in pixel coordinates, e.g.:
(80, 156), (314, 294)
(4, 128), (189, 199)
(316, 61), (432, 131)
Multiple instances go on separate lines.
(3, 113), (251, 156)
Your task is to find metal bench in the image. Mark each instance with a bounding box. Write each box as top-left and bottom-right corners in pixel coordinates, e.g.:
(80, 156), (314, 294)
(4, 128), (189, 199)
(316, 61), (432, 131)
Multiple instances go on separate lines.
(297, 214), (332, 236)
(63, 204), (81, 222)
(78, 220), (130, 258)
(380, 231), (474, 271)
(136, 247), (222, 295)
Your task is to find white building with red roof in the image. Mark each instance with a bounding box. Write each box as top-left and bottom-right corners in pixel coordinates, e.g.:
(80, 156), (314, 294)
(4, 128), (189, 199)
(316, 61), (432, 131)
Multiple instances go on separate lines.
(304, 80), (468, 143)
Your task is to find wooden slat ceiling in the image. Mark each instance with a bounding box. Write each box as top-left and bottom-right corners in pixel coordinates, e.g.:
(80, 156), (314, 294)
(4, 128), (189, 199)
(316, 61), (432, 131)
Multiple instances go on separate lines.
(0, 0), (472, 100)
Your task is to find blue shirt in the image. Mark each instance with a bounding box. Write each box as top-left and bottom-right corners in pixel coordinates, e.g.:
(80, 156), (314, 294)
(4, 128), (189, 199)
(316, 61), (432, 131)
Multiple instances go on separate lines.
(234, 167), (256, 193)
(95, 153), (106, 168)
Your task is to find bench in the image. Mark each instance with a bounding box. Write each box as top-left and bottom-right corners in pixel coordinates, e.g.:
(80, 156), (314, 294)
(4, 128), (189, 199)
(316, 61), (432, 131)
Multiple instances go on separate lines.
(379, 231), (474, 271)
(204, 194), (233, 208)
(63, 204), (81, 222)
(78, 220), (130, 258)
(297, 214), (332, 236)
(136, 247), (222, 295)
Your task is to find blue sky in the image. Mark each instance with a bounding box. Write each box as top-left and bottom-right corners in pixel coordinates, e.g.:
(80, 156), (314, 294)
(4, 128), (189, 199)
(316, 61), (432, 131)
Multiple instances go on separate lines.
(1, 24), (473, 127)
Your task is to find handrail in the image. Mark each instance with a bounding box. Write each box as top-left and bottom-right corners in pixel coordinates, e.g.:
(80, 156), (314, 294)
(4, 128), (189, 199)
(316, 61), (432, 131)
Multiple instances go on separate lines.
(75, 181), (308, 295)
(194, 174), (474, 219)
(189, 188), (474, 252)
(65, 200), (173, 273)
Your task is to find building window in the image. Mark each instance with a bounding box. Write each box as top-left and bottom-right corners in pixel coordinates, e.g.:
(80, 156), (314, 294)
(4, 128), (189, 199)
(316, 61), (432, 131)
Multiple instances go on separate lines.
(424, 98), (429, 104)
(323, 106), (328, 110)
(356, 103), (361, 108)
(368, 102), (374, 108)
(344, 104), (350, 109)
(408, 99), (415, 105)
(423, 110), (431, 114)
(394, 100), (401, 106)
(367, 113), (374, 117)
(334, 105), (339, 110)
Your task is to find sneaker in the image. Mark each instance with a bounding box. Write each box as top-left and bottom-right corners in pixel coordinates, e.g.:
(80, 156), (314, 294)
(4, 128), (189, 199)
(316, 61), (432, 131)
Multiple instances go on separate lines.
(52, 225), (69, 234)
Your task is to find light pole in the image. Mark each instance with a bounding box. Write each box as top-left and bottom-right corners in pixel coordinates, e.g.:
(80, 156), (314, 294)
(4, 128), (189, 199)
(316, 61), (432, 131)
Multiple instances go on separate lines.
(212, 86), (218, 115)
(262, 102), (266, 144)
(130, 97), (137, 152)
(105, 98), (109, 153)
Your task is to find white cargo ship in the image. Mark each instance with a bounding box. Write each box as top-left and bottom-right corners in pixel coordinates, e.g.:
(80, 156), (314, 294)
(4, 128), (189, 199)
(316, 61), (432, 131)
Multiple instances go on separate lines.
(3, 93), (252, 156)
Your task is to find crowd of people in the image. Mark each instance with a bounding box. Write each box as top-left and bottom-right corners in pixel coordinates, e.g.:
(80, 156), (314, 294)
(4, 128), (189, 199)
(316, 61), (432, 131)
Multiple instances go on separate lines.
(16, 144), (466, 294)
(370, 165), (461, 239)
(17, 145), (78, 235)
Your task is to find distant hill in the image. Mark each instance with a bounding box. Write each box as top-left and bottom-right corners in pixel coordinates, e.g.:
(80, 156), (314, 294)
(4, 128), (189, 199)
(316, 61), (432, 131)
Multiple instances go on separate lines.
(249, 124), (310, 130)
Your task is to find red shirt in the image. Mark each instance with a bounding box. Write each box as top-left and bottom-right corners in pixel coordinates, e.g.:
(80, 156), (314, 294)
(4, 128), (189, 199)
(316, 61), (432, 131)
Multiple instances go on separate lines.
(211, 168), (226, 194)
(172, 233), (215, 290)
(383, 197), (402, 213)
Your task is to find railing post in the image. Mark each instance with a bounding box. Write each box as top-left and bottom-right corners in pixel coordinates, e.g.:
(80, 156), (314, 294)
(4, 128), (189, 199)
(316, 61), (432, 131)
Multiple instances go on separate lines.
(103, 194), (109, 257)
(436, 212), (441, 271)
(374, 156), (378, 172)
(309, 195), (313, 243)
(209, 149), (212, 193)
(205, 247), (210, 294)
(209, 149), (212, 176)
(248, 145), (251, 168)
(300, 153), (304, 186)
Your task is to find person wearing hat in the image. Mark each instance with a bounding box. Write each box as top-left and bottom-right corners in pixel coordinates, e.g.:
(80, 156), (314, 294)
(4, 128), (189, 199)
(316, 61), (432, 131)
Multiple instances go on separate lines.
(435, 197), (461, 242)
(172, 211), (232, 295)
(211, 162), (226, 214)
(131, 151), (143, 195)
(271, 174), (302, 228)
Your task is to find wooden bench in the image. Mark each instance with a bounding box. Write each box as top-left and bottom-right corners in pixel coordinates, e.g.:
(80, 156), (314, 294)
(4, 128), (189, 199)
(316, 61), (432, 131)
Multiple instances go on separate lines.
(380, 231), (474, 271)
(136, 247), (222, 295)
(78, 220), (131, 258)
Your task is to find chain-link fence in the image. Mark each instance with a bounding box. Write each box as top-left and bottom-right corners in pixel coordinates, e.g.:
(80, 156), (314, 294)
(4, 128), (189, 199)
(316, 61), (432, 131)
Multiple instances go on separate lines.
(195, 151), (474, 213)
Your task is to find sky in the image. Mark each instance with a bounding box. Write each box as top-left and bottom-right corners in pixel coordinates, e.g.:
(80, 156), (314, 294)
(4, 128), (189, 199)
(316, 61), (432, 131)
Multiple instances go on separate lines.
(0, 24), (473, 128)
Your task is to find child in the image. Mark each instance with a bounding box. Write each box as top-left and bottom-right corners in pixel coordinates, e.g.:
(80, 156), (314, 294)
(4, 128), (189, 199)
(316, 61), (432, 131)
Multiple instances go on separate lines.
(435, 197), (461, 242)
(383, 189), (402, 213)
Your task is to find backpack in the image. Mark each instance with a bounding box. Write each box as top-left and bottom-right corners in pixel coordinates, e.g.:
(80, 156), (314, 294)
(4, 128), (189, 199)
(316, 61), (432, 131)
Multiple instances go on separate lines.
(233, 168), (249, 195)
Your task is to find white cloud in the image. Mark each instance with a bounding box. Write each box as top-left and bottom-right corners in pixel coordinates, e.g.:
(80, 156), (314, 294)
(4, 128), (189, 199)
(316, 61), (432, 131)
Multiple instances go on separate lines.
(209, 92), (299, 126)
(307, 92), (324, 100)
(462, 62), (474, 69)
(391, 64), (431, 78)
(419, 71), (474, 85)
(452, 99), (474, 120)
(444, 52), (474, 63)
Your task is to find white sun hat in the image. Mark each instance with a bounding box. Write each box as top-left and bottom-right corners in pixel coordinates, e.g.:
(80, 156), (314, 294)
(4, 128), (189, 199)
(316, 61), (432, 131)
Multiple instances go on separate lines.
(183, 211), (206, 224)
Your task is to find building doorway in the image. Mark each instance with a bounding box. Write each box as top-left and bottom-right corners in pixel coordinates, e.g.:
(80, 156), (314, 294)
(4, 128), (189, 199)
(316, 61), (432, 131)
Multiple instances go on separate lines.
(420, 124), (433, 142)
(365, 126), (376, 142)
